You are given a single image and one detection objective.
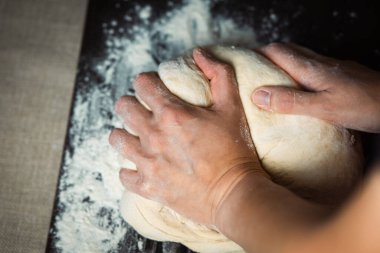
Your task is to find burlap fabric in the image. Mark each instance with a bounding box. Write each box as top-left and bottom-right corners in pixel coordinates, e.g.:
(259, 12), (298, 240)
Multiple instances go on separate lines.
(0, 0), (87, 252)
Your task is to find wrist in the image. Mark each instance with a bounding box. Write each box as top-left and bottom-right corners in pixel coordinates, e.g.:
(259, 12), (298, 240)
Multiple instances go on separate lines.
(213, 170), (330, 253)
(213, 170), (269, 234)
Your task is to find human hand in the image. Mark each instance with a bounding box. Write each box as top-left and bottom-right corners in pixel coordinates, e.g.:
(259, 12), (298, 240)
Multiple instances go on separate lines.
(109, 48), (266, 225)
(251, 43), (380, 133)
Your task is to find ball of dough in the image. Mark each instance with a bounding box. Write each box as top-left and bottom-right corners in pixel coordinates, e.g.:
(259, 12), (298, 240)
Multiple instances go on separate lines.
(120, 45), (363, 253)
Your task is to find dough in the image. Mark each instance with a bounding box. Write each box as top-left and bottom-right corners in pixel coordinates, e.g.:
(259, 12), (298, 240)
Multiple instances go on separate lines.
(120, 45), (363, 253)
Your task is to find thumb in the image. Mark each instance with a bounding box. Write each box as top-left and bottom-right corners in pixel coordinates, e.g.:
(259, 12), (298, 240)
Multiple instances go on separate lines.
(251, 86), (322, 116)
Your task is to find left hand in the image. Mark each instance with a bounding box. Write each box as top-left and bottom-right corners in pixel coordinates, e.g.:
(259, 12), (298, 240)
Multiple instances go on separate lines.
(109, 48), (266, 225)
(251, 43), (380, 133)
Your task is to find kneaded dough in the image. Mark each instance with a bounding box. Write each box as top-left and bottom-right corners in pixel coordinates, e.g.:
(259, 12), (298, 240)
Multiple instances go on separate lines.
(120, 45), (363, 253)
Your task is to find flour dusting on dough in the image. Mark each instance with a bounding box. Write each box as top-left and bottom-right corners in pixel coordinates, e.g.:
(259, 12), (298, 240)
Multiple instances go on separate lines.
(51, 0), (258, 252)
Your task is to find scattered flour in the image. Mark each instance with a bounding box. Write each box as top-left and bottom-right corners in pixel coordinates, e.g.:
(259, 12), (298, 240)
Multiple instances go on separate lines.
(51, 0), (265, 252)
(48, 1), (377, 251)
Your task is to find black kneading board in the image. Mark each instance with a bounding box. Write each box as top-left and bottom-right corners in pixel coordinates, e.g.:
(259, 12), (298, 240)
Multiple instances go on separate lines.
(46, 0), (380, 252)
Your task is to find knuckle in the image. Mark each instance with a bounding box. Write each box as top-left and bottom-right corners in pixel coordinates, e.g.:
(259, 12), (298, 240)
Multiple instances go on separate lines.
(318, 103), (337, 123)
(273, 89), (298, 113)
(161, 104), (177, 120)
(147, 162), (160, 175)
(304, 58), (323, 70)
(135, 179), (151, 195)
(278, 97), (293, 113)
(159, 104), (191, 126)
(140, 182), (159, 201)
(146, 129), (164, 150)
(138, 173), (157, 192)
(140, 155), (164, 178)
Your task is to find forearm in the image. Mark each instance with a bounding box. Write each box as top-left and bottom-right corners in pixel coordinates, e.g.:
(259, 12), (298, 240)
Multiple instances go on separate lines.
(215, 172), (331, 253)
(295, 169), (380, 253)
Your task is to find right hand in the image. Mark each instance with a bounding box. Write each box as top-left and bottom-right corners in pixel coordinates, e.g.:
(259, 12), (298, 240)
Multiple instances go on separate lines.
(251, 43), (380, 133)
(110, 48), (266, 225)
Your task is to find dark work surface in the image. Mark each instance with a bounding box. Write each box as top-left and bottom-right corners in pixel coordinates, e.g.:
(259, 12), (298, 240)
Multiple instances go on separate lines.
(81, 0), (380, 69)
(47, 0), (380, 252)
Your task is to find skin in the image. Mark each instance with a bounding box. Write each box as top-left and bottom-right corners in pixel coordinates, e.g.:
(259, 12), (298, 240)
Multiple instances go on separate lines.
(252, 43), (380, 133)
(110, 44), (380, 253)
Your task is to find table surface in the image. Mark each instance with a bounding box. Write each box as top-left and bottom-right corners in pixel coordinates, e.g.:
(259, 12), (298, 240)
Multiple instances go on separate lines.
(0, 0), (88, 252)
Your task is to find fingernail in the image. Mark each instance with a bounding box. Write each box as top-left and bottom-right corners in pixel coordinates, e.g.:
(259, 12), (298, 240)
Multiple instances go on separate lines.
(252, 89), (271, 110)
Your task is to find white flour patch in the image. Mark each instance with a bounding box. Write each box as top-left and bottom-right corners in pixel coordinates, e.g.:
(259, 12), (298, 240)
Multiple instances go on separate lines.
(52, 0), (261, 252)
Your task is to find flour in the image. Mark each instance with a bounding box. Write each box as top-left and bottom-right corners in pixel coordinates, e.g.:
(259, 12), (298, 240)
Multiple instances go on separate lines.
(51, 0), (262, 252)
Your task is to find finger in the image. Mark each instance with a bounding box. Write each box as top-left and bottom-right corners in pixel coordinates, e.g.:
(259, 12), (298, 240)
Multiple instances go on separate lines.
(109, 128), (146, 161)
(133, 72), (182, 112)
(257, 42), (322, 65)
(120, 168), (155, 200)
(285, 43), (323, 59)
(256, 42), (325, 90)
(119, 168), (143, 193)
(251, 86), (325, 117)
(115, 95), (152, 135)
(193, 47), (240, 109)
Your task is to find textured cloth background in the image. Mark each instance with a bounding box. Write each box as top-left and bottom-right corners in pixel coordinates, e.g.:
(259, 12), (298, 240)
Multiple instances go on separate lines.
(0, 0), (87, 252)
